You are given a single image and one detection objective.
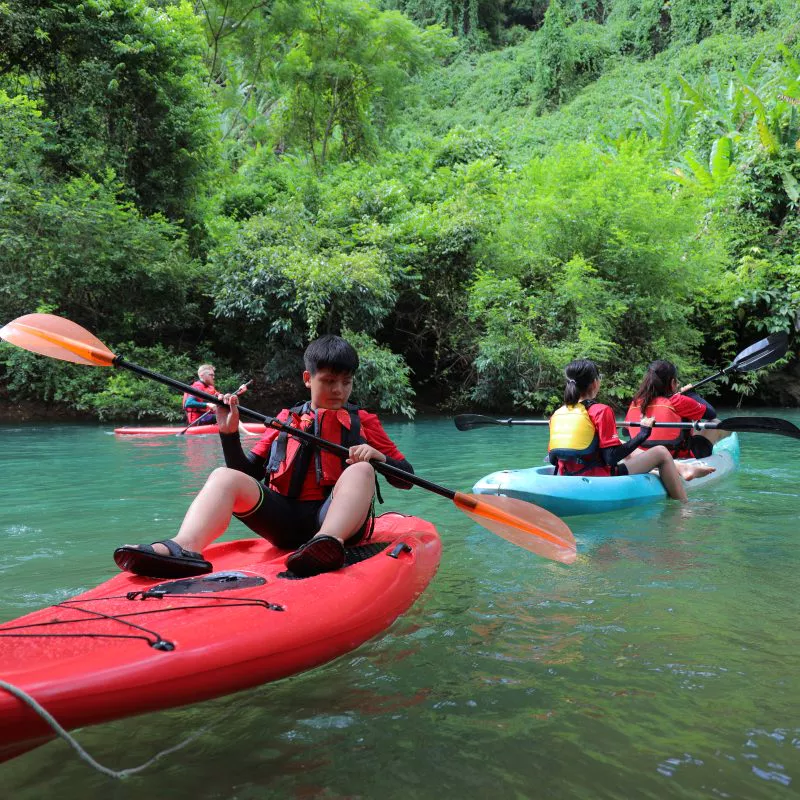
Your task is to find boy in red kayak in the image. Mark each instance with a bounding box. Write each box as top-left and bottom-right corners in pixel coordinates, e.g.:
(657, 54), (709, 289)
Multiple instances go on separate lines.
(115, 335), (414, 579)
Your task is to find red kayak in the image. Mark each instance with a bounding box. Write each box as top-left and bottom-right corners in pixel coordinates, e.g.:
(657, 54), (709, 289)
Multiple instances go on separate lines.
(0, 513), (440, 763)
(114, 423), (266, 436)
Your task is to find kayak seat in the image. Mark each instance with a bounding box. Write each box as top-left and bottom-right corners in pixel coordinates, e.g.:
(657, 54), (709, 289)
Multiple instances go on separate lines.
(689, 435), (713, 458)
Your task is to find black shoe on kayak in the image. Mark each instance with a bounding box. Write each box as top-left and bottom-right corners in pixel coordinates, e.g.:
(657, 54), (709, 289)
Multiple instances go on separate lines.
(114, 539), (213, 578)
(286, 535), (345, 578)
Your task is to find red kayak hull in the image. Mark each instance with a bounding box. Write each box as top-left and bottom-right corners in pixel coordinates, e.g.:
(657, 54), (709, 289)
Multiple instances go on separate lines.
(0, 514), (440, 762)
(113, 423), (266, 436)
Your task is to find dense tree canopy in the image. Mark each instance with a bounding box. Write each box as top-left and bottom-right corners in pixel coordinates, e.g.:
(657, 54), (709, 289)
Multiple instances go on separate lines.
(0, 0), (797, 419)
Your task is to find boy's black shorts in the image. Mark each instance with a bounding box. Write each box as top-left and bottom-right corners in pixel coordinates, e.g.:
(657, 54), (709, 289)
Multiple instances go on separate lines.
(233, 484), (371, 550)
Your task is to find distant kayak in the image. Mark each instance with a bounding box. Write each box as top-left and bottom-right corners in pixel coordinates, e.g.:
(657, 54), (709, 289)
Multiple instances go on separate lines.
(472, 434), (740, 517)
(114, 423), (266, 436)
(0, 513), (441, 763)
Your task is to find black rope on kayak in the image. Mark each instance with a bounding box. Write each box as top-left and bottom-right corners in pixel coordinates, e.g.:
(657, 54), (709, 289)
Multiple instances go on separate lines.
(57, 593), (285, 611)
(0, 632), (174, 648)
(0, 595), (285, 650)
(0, 679), (211, 779)
(119, 594), (285, 612)
(0, 601), (175, 650)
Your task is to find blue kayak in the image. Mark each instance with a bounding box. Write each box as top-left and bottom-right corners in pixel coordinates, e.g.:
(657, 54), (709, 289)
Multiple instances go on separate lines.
(472, 434), (740, 517)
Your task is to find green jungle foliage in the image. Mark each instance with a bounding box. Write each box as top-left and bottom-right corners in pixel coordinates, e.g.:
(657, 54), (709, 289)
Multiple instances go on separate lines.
(0, 0), (798, 419)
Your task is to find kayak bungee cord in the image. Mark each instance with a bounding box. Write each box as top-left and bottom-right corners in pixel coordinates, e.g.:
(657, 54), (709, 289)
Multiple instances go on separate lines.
(0, 679), (211, 779)
(0, 594), (286, 651)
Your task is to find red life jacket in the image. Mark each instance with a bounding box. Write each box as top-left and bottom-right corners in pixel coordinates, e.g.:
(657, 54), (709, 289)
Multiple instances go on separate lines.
(183, 379), (215, 423)
(266, 402), (363, 499)
(624, 398), (690, 452)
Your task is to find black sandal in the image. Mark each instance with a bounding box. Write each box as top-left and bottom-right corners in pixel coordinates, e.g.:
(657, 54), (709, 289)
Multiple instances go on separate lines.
(114, 539), (212, 578)
(286, 535), (345, 578)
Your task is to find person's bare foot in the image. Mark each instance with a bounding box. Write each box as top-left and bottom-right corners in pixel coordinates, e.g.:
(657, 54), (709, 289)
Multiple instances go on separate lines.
(678, 463), (716, 481)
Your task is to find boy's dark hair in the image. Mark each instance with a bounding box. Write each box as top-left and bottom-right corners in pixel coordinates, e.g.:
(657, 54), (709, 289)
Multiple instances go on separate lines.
(304, 334), (359, 375)
(563, 359), (600, 405)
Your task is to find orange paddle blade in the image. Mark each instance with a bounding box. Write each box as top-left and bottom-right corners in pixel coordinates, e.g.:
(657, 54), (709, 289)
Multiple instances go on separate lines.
(0, 314), (116, 367)
(453, 492), (577, 565)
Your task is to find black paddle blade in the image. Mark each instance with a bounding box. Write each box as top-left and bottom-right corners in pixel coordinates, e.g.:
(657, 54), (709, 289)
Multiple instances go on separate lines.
(731, 332), (789, 372)
(718, 416), (800, 439)
(454, 414), (505, 431)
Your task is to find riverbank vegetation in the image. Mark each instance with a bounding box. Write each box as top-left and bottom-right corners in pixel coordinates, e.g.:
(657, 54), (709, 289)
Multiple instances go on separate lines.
(1, 0), (798, 419)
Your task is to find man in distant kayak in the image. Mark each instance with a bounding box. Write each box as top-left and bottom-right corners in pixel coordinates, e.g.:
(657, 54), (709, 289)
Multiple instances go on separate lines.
(115, 335), (414, 579)
(183, 364), (217, 424)
(624, 360), (723, 458)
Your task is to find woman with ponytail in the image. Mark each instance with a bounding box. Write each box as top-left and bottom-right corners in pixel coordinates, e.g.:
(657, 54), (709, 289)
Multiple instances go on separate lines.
(625, 360), (720, 459)
(548, 359), (713, 501)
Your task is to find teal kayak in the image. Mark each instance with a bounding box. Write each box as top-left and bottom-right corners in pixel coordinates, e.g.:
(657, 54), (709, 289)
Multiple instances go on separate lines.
(472, 434), (740, 517)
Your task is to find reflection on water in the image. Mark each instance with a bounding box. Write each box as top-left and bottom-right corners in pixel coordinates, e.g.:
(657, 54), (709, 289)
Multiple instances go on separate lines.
(1, 414), (799, 799)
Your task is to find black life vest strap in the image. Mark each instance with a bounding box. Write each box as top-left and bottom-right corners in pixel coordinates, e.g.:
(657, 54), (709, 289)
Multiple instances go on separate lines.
(266, 402), (309, 474)
(556, 399), (602, 476)
(267, 401), (363, 500)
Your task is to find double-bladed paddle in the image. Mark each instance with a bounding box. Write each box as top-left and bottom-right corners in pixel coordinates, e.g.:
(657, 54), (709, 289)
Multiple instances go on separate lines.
(178, 409), (215, 435)
(454, 413), (800, 439)
(685, 332), (789, 391)
(625, 416), (800, 438)
(456, 332), (795, 439)
(0, 313), (577, 565)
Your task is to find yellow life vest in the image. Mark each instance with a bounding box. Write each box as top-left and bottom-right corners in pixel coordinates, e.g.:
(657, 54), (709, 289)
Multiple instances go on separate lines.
(548, 403), (599, 462)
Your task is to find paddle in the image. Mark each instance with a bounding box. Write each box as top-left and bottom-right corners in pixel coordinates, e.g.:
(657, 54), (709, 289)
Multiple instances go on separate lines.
(685, 332), (789, 392)
(177, 380), (253, 435)
(455, 413), (800, 439)
(178, 408), (215, 435)
(456, 415), (548, 430)
(0, 313), (577, 565)
(624, 416), (800, 439)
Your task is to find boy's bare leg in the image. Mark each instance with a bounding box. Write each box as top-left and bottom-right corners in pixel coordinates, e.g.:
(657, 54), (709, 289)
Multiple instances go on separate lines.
(124, 467), (261, 554)
(315, 462), (376, 543)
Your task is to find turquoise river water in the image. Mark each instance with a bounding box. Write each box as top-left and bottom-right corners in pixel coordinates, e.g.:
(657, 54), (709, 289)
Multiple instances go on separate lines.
(1, 413), (799, 799)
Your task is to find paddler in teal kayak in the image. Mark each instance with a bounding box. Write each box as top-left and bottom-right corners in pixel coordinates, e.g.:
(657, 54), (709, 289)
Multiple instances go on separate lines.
(114, 334), (414, 579)
(624, 359), (724, 459)
(547, 359), (714, 501)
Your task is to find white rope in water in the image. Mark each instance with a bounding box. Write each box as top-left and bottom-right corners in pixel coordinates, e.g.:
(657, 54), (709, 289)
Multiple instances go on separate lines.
(0, 679), (210, 779)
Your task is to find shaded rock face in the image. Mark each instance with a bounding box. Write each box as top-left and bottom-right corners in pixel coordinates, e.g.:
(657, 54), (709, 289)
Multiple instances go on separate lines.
(0, 400), (86, 422)
(0, 378), (307, 423)
(759, 366), (800, 406)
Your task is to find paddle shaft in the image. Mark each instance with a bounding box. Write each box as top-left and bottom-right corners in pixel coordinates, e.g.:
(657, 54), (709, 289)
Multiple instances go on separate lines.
(180, 408), (214, 433)
(685, 369), (726, 391)
(473, 417), (716, 429)
(457, 415), (711, 429)
(456, 412), (799, 438)
(115, 357), (457, 500)
(178, 380), (252, 434)
(625, 420), (719, 430)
